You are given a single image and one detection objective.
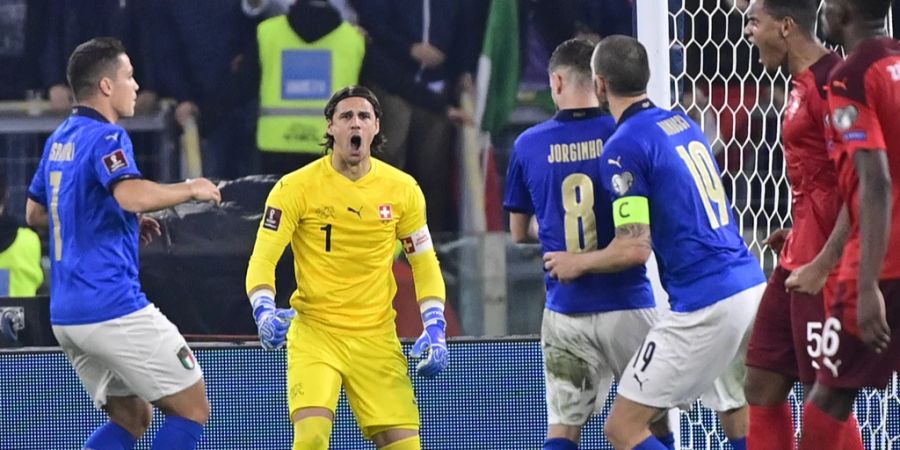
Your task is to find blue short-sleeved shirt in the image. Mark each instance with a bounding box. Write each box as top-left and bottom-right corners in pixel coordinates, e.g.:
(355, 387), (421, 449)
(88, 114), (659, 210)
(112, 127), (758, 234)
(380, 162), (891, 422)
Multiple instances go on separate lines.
(29, 106), (150, 325)
(504, 108), (654, 314)
(598, 101), (764, 312)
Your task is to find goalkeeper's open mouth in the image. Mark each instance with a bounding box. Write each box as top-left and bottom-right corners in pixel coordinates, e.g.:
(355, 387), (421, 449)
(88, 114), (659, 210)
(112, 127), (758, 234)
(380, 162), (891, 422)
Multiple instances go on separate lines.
(350, 135), (362, 152)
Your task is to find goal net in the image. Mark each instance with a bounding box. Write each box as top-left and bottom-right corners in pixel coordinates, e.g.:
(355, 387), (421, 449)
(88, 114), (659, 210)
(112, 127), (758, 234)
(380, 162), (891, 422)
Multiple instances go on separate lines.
(650, 0), (900, 448)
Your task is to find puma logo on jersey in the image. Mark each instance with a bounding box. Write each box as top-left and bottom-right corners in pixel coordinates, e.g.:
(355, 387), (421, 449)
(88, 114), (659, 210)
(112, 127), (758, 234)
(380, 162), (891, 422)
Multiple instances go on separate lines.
(347, 206), (363, 219)
(608, 156), (622, 168)
(832, 79), (848, 90)
(104, 133), (119, 141)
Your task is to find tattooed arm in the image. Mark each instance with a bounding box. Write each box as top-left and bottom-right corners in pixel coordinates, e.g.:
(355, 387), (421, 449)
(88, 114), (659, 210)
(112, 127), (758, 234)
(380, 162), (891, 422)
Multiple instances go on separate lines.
(542, 223), (652, 282)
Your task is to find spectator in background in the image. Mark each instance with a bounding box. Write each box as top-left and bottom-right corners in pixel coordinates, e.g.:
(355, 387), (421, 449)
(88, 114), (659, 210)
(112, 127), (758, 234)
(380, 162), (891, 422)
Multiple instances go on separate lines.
(243, 0), (366, 173)
(521, 0), (634, 91)
(0, 0), (48, 101)
(356, 0), (480, 232)
(0, 172), (43, 297)
(142, 0), (258, 179)
(41, 0), (156, 112)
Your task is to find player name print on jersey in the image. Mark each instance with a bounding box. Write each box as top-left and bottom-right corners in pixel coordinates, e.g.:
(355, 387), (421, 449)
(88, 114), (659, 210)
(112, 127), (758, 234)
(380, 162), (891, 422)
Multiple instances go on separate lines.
(547, 138), (605, 164)
(49, 142), (75, 161)
(656, 114), (691, 136)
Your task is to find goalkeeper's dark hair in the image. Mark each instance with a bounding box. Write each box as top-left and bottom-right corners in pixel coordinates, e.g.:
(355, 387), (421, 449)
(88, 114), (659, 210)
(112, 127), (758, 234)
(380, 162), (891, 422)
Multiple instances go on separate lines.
(591, 35), (650, 97)
(67, 37), (127, 102)
(322, 85), (386, 155)
(763, 0), (819, 34)
(549, 38), (596, 89)
(849, 0), (892, 21)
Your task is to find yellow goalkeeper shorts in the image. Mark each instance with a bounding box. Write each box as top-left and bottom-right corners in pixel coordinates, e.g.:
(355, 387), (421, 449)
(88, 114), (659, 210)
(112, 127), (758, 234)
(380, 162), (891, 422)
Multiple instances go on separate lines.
(286, 320), (420, 438)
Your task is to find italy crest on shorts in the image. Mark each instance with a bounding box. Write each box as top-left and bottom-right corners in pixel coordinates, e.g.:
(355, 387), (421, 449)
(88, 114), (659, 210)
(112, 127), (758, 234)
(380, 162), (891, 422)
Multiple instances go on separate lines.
(177, 346), (197, 370)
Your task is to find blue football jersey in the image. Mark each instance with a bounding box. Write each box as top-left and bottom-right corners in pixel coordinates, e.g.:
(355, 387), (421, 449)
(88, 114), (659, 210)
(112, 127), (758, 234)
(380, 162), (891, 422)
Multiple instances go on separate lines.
(28, 107), (150, 325)
(599, 101), (764, 312)
(504, 108), (654, 314)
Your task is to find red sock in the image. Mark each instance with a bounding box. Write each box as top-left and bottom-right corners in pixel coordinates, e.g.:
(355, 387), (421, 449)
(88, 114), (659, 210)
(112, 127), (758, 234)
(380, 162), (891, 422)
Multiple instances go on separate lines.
(799, 402), (846, 450)
(842, 413), (863, 450)
(748, 403), (795, 450)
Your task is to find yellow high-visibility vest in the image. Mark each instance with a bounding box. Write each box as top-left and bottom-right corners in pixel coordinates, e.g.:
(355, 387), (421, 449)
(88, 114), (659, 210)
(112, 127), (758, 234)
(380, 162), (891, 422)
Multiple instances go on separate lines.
(0, 228), (43, 297)
(257, 16), (365, 154)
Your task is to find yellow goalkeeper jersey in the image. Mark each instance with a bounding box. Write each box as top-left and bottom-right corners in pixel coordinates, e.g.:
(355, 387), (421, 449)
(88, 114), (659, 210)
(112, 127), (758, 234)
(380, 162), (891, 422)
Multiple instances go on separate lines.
(246, 155), (445, 335)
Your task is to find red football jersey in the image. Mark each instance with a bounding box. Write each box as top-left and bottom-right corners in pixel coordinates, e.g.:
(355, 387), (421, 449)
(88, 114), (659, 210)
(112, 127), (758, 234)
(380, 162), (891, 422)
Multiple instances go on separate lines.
(827, 37), (900, 281)
(779, 53), (843, 271)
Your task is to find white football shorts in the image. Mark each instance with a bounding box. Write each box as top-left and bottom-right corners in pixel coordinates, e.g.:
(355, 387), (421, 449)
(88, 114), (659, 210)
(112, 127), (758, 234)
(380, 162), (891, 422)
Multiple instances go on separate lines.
(542, 306), (660, 426)
(53, 304), (203, 408)
(617, 283), (764, 411)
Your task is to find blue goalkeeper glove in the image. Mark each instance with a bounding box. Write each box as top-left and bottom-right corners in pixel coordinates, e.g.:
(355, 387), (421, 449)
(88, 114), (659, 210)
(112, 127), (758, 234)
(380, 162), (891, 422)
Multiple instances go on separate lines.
(252, 294), (296, 350)
(410, 305), (449, 377)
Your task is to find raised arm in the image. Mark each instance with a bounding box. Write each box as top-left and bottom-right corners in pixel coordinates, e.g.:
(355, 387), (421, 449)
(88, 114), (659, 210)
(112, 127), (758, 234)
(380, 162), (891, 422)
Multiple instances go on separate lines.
(112, 178), (220, 213)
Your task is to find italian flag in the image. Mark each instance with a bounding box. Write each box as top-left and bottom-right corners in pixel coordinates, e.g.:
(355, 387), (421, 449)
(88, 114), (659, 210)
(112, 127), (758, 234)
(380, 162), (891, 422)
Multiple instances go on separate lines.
(465, 0), (519, 232)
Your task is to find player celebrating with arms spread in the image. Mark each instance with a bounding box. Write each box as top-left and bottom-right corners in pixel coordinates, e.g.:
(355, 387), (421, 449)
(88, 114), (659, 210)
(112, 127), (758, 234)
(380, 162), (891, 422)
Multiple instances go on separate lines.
(742, 1), (862, 449)
(26, 38), (221, 450)
(543, 36), (766, 450)
(787, 1), (900, 448)
(504, 38), (673, 450)
(245, 85), (448, 450)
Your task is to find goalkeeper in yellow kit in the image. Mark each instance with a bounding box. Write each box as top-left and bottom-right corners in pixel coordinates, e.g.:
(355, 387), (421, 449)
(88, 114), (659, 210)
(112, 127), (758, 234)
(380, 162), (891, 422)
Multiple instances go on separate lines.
(245, 85), (448, 450)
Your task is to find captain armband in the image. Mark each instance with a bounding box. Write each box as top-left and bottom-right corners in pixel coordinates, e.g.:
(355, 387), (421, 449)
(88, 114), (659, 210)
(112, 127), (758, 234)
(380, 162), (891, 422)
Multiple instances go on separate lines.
(399, 225), (434, 257)
(613, 196), (650, 227)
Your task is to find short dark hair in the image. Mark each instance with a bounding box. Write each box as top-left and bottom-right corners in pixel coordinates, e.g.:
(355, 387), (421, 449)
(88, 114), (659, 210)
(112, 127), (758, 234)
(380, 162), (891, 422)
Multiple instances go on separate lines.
(549, 38), (596, 88)
(322, 85), (386, 154)
(591, 35), (650, 97)
(763, 0), (819, 33)
(851, 0), (892, 21)
(66, 37), (127, 102)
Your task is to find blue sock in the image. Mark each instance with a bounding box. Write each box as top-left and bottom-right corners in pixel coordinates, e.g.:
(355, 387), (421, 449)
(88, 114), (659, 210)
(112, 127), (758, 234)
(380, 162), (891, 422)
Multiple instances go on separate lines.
(150, 415), (204, 450)
(729, 437), (747, 450)
(543, 437), (578, 450)
(656, 432), (676, 450)
(84, 421), (136, 450)
(634, 435), (668, 450)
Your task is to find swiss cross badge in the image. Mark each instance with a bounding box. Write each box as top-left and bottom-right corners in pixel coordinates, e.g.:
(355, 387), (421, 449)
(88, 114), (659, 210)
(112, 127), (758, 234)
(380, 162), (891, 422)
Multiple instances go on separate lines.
(378, 204), (393, 220)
